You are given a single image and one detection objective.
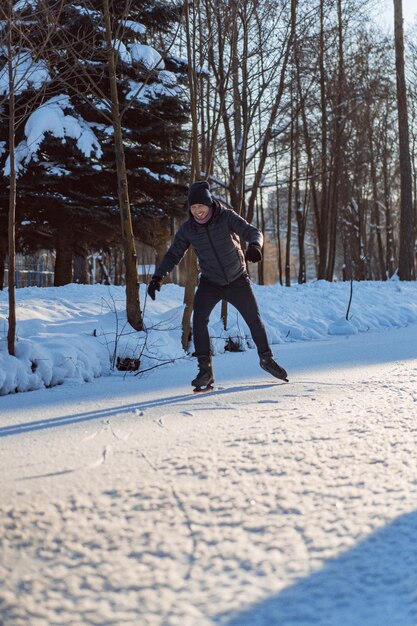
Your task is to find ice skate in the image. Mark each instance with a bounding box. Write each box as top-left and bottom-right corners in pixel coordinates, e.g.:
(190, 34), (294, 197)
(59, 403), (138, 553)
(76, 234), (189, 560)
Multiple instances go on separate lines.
(192, 355), (214, 392)
(259, 350), (289, 382)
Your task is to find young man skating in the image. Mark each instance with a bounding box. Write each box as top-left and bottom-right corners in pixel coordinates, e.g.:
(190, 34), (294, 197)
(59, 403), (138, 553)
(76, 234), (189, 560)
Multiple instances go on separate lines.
(147, 180), (288, 390)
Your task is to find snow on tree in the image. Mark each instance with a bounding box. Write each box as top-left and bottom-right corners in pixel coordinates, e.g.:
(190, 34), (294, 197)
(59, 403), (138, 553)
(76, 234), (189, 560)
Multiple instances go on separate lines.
(4, 94), (102, 176)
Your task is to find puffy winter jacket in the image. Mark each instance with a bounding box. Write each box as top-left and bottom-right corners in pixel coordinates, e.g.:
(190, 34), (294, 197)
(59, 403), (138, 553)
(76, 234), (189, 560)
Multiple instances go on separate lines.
(154, 200), (263, 286)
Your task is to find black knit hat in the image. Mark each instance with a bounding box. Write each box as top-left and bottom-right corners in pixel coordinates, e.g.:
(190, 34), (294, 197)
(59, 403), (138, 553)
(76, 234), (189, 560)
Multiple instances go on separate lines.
(188, 180), (213, 207)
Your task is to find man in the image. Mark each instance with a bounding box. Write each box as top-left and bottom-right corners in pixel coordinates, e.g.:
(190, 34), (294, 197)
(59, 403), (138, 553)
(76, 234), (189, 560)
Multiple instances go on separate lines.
(148, 180), (288, 390)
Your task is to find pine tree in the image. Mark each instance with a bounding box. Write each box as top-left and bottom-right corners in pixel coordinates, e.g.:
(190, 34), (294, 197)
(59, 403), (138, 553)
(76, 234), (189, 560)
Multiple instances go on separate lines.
(43, 0), (190, 282)
(0, 0), (189, 289)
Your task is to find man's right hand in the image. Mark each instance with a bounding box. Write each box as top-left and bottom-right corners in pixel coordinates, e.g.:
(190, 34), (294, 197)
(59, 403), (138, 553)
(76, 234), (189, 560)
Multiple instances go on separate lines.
(245, 244), (262, 263)
(147, 277), (162, 301)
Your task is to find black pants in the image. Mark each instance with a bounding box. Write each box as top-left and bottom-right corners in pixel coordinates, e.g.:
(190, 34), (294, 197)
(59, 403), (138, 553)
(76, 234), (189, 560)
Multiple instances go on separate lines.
(193, 274), (270, 357)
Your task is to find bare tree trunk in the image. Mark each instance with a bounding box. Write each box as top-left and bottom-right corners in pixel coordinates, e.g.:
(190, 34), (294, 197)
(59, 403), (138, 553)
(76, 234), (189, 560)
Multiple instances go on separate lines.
(232, 0), (250, 220)
(73, 244), (89, 284)
(54, 220), (73, 286)
(221, 299), (228, 331)
(97, 255), (111, 285)
(204, 2), (227, 180)
(169, 218), (179, 285)
(285, 110), (294, 288)
(186, 3), (201, 181)
(245, 1), (295, 226)
(181, 0), (200, 351)
(296, 49), (320, 281)
(231, 4), (244, 216)
(384, 202), (395, 278)
(367, 108), (386, 280)
(155, 240), (169, 271)
(326, 0), (345, 281)
(294, 105), (306, 284)
(7, 7), (16, 355)
(182, 248), (199, 350)
(359, 198), (367, 281)
(198, 0), (208, 175)
(318, 0), (328, 279)
(0, 237), (6, 291)
(341, 202), (350, 281)
(382, 114), (396, 277)
(273, 139), (283, 285)
(393, 0), (415, 280)
(103, 0), (143, 329)
(258, 184), (266, 285)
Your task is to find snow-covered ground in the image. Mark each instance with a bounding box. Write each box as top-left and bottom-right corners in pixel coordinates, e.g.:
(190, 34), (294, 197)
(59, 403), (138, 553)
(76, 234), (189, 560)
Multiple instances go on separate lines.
(1, 278), (417, 395)
(1, 280), (417, 625)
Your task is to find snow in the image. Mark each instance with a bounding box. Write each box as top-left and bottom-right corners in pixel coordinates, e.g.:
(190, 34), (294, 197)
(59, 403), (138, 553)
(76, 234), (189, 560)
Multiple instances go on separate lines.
(0, 279), (416, 398)
(113, 41), (164, 70)
(72, 4), (101, 19)
(0, 52), (50, 96)
(170, 54), (211, 76)
(126, 79), (179, 104)
(88, 121), (114, 135)
(3, 94), (102, 176)
(13, 0), (38, 11)
(171, 163), (189, 172)
(113, 39), (131, 65)
(158, 70), (178, 87)
(139, 166), (175, 182)
(40, 162), (71, 177)
(120, 19), (146, 35)
(129, 43), (164, 70)
(1, 279), (417, 625)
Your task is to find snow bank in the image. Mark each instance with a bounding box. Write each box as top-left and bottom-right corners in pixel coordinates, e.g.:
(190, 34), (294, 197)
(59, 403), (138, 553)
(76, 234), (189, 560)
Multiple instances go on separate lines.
(0, 279), (416, 395)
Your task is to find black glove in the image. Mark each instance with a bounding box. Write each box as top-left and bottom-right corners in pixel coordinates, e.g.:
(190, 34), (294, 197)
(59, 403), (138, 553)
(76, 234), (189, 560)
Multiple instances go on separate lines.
(147, 276), (162, 301)
(245, 244), (262, 263)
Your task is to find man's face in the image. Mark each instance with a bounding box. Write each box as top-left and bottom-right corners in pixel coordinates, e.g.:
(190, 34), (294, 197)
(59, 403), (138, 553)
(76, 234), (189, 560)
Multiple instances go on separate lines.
(190, 204), (210, 220)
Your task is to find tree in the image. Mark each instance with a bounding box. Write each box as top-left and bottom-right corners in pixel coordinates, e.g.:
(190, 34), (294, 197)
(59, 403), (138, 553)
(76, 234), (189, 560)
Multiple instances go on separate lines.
(393, 0), (415, 279)
(33, 0), (189, 325)
(407, 21), (417, 268)
(180, 0), (199, 351)
(0, 0), (54, 354)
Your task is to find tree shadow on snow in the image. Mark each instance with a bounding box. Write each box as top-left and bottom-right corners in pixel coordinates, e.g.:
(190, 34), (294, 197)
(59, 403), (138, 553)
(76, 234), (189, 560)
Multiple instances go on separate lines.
(220, 509), (417, 626)
(0, 382), (279, 438)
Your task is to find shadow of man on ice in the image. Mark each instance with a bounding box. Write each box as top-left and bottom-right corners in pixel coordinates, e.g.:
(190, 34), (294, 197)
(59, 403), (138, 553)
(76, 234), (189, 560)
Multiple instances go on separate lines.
(222, 509), (417, 626)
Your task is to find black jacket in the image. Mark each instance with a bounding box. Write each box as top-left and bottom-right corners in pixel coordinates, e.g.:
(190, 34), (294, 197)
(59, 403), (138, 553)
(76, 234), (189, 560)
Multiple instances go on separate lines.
(154, 200), (263, 286)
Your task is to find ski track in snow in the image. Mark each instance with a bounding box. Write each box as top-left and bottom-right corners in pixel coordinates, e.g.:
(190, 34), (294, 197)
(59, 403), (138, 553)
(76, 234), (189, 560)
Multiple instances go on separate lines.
(1, 327), (417, 625)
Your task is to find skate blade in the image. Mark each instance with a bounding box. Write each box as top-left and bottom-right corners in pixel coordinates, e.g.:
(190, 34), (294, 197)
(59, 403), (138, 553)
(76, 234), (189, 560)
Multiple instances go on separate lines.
(274, 375), (289, 382)
(193, 385), (214, 393)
